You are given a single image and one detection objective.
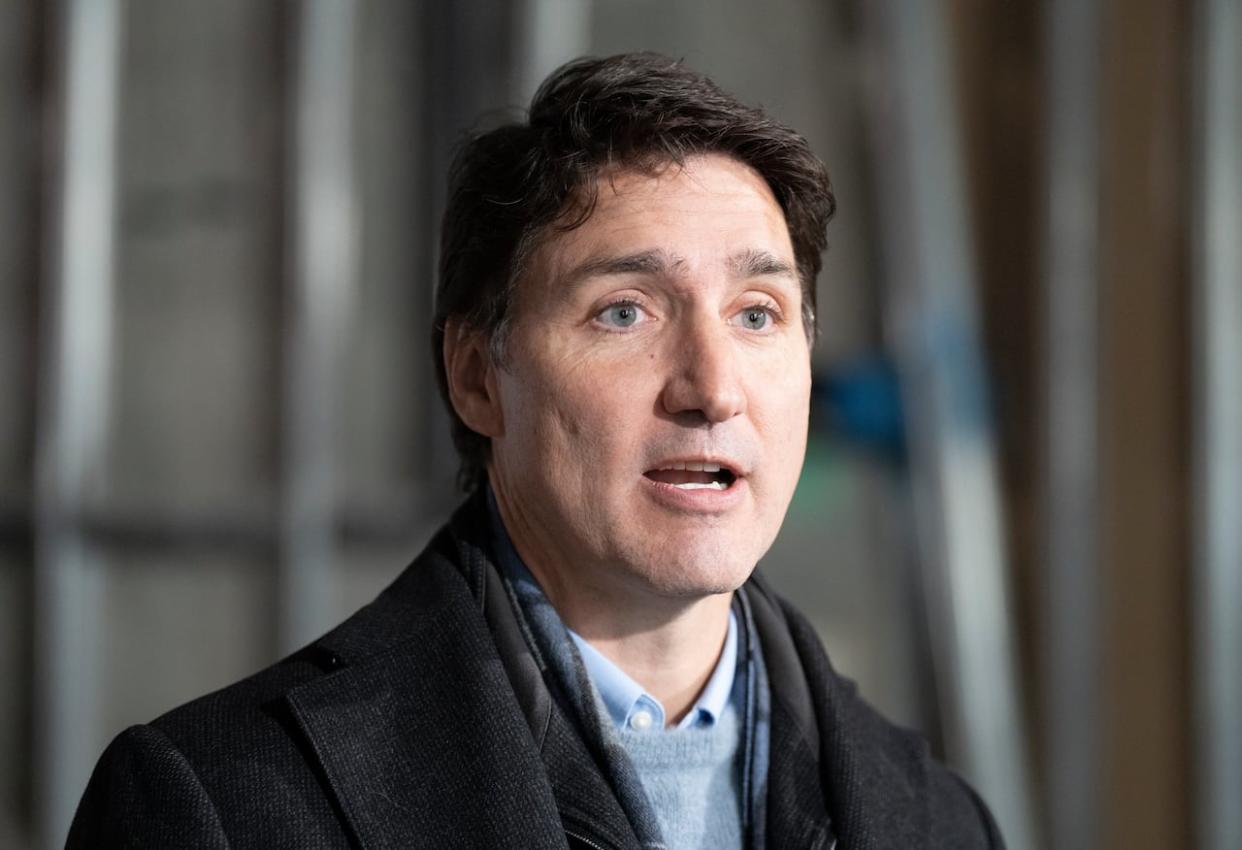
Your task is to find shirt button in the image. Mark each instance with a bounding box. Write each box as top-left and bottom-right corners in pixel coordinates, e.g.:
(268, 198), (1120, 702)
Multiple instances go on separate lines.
(630, 710), (654, 731)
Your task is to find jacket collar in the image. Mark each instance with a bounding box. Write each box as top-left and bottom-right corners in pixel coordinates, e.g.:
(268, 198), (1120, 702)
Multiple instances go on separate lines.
(465, 498), (643, 850)
(744, 576), (837, 849)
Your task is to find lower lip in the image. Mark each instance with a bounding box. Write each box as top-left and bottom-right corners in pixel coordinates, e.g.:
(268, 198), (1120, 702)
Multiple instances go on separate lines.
(640, 475), (748, 513)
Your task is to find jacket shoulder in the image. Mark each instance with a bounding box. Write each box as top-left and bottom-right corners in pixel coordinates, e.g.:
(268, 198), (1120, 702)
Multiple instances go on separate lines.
(73, 527), (479, 847)
(68, 724), (230, 849)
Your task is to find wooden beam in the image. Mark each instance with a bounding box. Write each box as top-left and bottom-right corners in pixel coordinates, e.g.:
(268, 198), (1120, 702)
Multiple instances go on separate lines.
(1098, 0), (1192, 846)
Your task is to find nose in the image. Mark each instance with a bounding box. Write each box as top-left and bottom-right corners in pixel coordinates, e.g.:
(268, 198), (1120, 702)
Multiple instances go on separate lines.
(660, 317), (746, 424)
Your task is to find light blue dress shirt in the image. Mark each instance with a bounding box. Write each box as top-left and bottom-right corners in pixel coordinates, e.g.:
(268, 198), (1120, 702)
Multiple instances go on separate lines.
(569, 610), (739, 733)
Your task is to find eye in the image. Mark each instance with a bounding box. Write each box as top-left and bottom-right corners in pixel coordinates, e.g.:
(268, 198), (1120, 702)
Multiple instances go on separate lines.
(732, 306), (773, 331)
(597, 301), (647, 329)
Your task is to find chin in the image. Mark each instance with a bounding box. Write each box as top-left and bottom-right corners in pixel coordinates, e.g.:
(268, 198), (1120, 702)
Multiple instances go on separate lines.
(629, 541), (763, 600)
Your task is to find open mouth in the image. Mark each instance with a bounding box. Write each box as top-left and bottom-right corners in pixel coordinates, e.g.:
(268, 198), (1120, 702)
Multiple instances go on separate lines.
(643, 461), (739, 491)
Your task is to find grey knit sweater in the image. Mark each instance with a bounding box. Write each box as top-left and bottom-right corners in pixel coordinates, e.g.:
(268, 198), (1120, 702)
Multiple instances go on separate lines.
(617, 690), (744, 850)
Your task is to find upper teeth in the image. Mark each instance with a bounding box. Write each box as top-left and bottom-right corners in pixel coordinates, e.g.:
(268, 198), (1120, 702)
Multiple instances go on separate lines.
(661, 461), (722, 472)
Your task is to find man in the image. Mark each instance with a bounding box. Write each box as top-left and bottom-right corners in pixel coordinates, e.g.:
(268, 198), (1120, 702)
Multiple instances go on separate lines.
(70, 53), (1003, 848)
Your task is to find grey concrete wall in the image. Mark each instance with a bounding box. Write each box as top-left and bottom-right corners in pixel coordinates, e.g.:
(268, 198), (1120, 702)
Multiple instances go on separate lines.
(0, 0), (33, 508)
(0, 0), (33, 844)
(0, 554), (28, 850)
(107, 0), (283, 517)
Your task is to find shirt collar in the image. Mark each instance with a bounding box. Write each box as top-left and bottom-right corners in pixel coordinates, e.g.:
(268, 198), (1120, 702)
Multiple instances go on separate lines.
(569, 610), (738, 732)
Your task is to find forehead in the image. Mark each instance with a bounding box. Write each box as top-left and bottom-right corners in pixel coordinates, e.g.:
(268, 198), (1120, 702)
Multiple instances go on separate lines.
(528, 154), (796, 286)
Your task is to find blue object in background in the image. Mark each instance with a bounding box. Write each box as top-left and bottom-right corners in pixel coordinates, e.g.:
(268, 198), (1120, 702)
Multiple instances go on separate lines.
(813, 357), (906, 464)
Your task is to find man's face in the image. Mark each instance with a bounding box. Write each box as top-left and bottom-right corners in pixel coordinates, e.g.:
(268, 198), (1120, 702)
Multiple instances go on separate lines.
(486, 153), (812, 605)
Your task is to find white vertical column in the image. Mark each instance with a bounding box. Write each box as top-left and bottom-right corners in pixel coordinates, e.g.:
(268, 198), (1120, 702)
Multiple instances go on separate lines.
(1042, 1), (1102, 848)
(1192, 0), (1242, 847)
(511, 0), (592, 105)
(278, 0), (358, 652)
(864, 2), (1037, 847)
(32, 0), (123, 844)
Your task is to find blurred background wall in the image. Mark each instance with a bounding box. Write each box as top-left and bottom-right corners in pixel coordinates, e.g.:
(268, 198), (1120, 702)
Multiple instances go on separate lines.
(1, 1), (1239, 848)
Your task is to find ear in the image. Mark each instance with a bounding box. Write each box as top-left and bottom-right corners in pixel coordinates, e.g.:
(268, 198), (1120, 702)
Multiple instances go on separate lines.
(443, 319), (504, 439)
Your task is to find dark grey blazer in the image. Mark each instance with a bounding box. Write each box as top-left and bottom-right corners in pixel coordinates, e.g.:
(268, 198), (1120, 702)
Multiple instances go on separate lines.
(68, 492), (1004, 849)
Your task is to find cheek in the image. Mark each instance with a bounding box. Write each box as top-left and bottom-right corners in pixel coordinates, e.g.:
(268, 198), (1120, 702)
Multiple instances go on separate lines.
(756, 359), (811, 469)
(502, 354), (629, 468)
(784, 369), (812, 439)
(549, 369), (640, 462)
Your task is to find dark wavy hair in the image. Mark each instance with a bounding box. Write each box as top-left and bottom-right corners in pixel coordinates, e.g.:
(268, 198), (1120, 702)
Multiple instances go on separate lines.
(433, 52), (836, 491)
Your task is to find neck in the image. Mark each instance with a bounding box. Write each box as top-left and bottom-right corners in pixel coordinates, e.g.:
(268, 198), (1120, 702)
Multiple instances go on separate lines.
(489, 482), (735, 726)
(572, 595), (733, 726)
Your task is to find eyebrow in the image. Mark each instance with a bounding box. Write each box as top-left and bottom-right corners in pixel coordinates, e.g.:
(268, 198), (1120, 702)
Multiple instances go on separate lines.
(729, 248), (797, 282)
(562, 249), (684, 286)
(562, 247), (797, 289)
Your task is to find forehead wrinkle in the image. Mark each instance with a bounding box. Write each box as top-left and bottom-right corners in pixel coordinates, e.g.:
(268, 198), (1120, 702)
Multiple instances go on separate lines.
(559, 247), (688, 290)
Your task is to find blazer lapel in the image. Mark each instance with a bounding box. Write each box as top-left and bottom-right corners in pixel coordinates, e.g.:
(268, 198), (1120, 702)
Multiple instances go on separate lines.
(283, 556), (567, 849)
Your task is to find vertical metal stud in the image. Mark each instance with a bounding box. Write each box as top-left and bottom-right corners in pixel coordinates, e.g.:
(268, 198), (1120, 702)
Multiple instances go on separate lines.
(32, 0), (123, 844)
(511, 0), (592, 105)
(278, 0), (358, 652)
(1192, 0), (1242, 846)
(1043, 1), (1102, 848)
(864, 2), (1037, 847)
